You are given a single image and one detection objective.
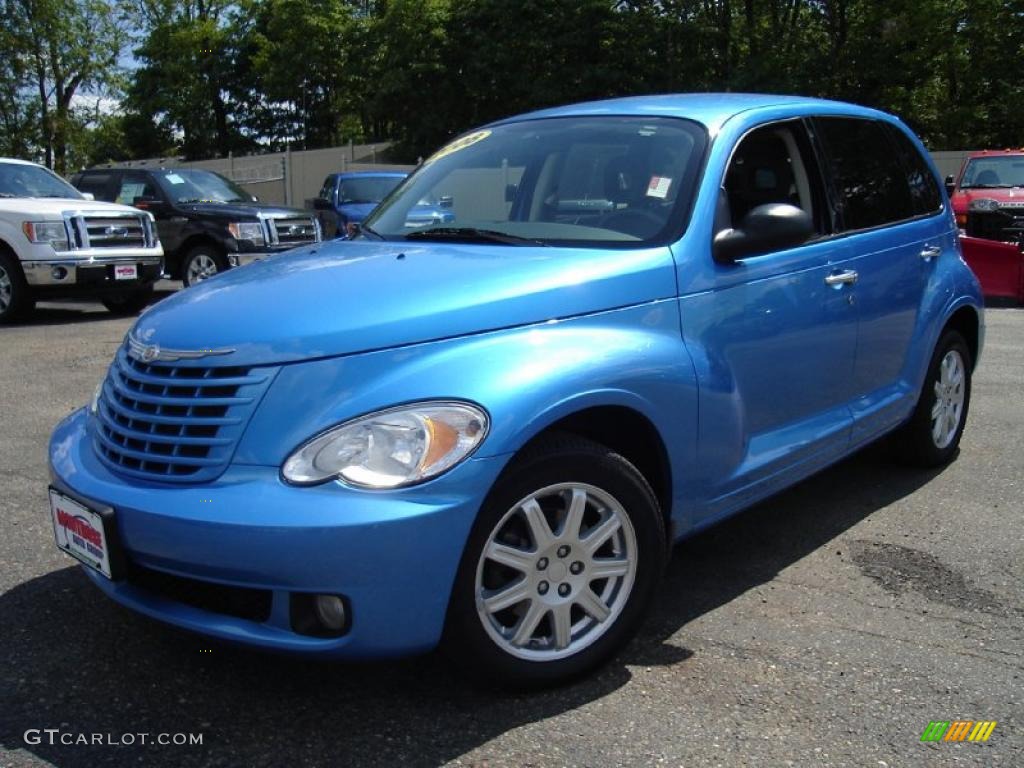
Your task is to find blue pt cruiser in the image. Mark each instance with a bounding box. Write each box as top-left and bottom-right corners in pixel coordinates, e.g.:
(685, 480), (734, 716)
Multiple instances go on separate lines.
(49, 94), (983, 686)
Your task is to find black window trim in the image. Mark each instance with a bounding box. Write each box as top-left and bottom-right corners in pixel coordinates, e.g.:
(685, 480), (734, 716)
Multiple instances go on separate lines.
(811, 115), (947, 238)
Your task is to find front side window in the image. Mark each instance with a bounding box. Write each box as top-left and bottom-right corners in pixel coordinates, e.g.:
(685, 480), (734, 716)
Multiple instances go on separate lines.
(114, 174), (160, 206)
(152, 169), (252, 204)
(722, 120), (827, 236)
(0, 163), (83, 200)
(959, 155), (1024, 189)
(815, 117), (914, 231)
(364, 117), (707, 246)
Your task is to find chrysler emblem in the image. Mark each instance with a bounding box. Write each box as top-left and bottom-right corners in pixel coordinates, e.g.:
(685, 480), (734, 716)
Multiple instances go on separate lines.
(127, 334), (235, 363)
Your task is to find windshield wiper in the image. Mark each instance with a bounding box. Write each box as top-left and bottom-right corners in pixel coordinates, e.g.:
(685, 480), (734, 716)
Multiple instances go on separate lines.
(178, 198), (225, 204)
(404, 227), (548, 246)
(0, 192), (15, 198)
(962, 184), (1014, 189)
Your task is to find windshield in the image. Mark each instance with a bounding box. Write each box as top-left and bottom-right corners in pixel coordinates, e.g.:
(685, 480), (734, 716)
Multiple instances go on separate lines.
(363, 116), (707, 246)
(0, 162), (82, 199)
(961, 156), (1024, 188)
(338, 176), (404, 204)
(153, 169), (253, 204)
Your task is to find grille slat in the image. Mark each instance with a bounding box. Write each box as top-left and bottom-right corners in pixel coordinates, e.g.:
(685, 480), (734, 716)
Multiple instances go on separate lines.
(93, 345), (276, 483)
(102, 392), (242, 427)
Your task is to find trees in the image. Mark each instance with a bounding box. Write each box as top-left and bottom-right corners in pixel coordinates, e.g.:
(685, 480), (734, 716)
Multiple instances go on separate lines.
(2, 0), (126, 172)
(2, 0), (1021, 167)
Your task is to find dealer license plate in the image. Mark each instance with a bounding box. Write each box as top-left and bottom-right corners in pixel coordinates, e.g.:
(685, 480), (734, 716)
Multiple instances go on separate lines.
(114, 264), (138, 281)
(50, 489), (113, 579)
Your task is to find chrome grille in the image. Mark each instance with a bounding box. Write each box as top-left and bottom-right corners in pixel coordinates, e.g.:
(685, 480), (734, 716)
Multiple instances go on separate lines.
(266, 215), (319, 246)
(66, 212), (156, 250)
(93, 344), (276, 483)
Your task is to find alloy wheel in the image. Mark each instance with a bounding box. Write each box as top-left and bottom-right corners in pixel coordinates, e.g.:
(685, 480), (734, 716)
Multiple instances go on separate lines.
(0, 265), (11, 313)
(187, 253), (220, 284)
(931, 349), (966, 449)
(475, 482), (637, 661)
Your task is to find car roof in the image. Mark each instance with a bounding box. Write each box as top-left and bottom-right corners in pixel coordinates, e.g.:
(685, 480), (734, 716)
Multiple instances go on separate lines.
(0, 157), (45, 167)
(491, 93), (889, 132)
(336, 171), (407, 179)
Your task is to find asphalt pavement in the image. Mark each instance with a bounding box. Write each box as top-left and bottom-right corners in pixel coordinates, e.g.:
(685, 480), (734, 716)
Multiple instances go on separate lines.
(1, 289), (1021, 767)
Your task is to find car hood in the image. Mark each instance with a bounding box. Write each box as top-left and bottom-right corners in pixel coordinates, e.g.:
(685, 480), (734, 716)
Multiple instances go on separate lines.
(130, 239), (676, 366)
(0, 198), (143, 216)
(179, 201), (313, 220)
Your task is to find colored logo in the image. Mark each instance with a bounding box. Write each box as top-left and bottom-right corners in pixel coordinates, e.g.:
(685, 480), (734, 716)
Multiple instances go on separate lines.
(921, 721), (997, 742)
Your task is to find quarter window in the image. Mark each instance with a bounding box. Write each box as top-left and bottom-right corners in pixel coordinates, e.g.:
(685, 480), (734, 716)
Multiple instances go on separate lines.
(885, 125), (942, 216)
(815, 117), (915, 231)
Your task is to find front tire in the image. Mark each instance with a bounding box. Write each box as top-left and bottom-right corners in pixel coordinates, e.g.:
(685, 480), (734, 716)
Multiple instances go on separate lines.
(443, 434), (666, 688)
(182, 246), (227, 287)
(893, 329), (972, 467)
(0, 250), (33, 324)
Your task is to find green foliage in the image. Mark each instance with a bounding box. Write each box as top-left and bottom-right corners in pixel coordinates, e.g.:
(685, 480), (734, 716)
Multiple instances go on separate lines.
(4, 0), (1023, 166)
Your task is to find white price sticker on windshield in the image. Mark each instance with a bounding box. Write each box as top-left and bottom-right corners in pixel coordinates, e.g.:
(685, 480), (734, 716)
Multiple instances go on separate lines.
(647, 176), (672, 199)
(166, 173), (186, 185)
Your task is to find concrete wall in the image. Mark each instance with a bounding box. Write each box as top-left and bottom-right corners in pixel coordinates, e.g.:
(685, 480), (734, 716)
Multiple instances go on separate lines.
(930, 150), (971, 180)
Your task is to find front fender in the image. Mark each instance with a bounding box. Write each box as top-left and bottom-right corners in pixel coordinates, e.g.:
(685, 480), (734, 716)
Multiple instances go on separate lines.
(235, 300), (697, 524)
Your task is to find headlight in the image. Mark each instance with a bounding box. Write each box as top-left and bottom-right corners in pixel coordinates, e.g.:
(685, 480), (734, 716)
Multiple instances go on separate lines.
(22, 220), (70, 250)
(227, 221), (265, 245)
(282, 402), (489, 488)
(968, 198), (1000, 212)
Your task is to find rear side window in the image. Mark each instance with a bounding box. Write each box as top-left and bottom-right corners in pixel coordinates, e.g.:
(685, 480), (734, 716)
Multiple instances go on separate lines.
(815, 117), (914, 231)
(76, 172), (113, 201)
(885, 125), (942, 215)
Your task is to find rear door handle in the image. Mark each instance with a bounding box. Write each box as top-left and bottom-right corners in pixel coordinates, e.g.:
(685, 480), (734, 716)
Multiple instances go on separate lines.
(825, 269), (858, 286)
(920, 245), (942, 261)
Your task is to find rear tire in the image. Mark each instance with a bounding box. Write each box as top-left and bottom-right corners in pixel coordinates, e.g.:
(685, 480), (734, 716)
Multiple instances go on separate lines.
(443, 434), (666, 688)
(182, 246), (227, 287)
(892, 330), (972, 467)
(102, 286), (154, 316)
(0, 249), (33, 324)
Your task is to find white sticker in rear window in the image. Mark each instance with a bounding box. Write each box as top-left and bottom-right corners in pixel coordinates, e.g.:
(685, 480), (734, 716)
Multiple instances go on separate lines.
(646, 176), (672, 199)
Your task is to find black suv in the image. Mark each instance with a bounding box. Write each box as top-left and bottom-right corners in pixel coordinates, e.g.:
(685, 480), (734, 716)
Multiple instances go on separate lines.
(71, 167), (321, 286)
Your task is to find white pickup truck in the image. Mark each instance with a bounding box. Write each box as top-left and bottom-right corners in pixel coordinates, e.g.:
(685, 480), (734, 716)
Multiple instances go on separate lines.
(0, 157), (164, 323)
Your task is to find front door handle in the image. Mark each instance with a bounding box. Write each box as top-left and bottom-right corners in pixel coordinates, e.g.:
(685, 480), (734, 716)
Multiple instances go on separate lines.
(825, 269), (859, 286)
(920, 245), (942, 261)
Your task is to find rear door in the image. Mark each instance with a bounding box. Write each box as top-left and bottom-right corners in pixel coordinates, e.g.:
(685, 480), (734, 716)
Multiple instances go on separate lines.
(813, 117), (947, 444)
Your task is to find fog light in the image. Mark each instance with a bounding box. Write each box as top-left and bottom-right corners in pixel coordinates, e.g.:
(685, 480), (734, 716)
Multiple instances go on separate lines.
(228, 254), (239, 267)
(314, 594), (346, 631)
(51, 266), (68, 281)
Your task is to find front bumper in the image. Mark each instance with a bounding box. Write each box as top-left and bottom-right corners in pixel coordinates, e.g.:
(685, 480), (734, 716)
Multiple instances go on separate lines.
(49, 408), (508, 658)
(23, 253), (163, 288)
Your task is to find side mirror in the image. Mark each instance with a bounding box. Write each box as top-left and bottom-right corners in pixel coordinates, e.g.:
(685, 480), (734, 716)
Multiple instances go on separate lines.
(132, 196), (166, 214)
(311, 197), (332, 210)
(713, 203), (815, 262)
(251, 195), (259, 203)
(944, 174), (956, 197)
(81, 192), (95, 201)
(439, 195), (454, 209)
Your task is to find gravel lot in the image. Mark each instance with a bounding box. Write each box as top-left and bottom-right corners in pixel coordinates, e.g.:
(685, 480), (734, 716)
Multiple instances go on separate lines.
(1, 289), (1021, 768)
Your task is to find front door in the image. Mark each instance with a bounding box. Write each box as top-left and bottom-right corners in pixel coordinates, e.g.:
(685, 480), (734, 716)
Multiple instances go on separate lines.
(679, 119), (859, 521)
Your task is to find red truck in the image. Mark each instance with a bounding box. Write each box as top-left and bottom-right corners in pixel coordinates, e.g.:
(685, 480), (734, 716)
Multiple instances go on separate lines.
(947, 149), (1024, 303)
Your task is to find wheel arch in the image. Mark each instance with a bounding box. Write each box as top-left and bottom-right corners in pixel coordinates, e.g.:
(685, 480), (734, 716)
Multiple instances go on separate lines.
(501, 399), (677, 541)
(942, 304), (981, 370)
